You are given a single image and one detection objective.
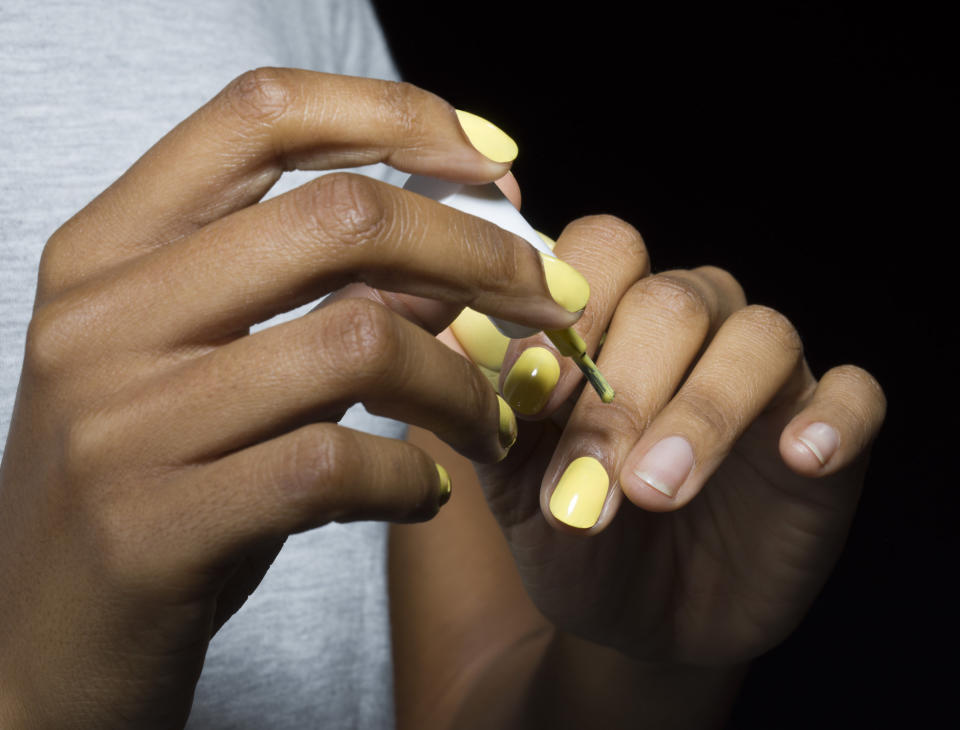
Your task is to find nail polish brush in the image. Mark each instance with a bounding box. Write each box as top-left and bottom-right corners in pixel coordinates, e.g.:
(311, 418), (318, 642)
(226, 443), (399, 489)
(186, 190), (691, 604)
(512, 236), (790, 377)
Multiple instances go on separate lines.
(403, 174), (614, 404)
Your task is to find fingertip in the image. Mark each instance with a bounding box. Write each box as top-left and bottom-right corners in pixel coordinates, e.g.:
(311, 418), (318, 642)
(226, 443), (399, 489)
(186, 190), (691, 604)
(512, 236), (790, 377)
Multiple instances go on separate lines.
(494, 171), (522, 210)
(455, 109), (519, 164)
(435, 462), (452, 507)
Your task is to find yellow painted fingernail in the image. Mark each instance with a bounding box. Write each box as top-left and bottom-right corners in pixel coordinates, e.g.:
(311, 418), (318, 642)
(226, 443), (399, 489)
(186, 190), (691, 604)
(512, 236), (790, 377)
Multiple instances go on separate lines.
(478, 363), (501, 390)
(450, 307), (510, 371)
(540, 254), (590, 313)
(535, 230), (557, 250)
(549, 456), (609, 529)
(502, 346), (560, 415)
(497, 395), (518, 450)
(455, 109), (518, 164)
(436, 463), (452, 506)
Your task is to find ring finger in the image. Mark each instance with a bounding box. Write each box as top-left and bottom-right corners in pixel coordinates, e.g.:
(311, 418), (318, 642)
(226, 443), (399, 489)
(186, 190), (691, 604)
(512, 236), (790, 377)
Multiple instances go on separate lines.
(94, 297), (517, 468)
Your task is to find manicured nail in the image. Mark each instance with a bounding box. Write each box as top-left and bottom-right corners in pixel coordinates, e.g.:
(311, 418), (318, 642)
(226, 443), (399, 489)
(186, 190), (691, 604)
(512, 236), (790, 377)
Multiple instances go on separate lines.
(449, 307), (510, 371)
(549, 456), (609, 529)
(796, 422), (839, 466)
(502, 347), (560, 415)
(497, 395), (518, 450)
(455, 110), (518, 164)
(632, 436), (694, 499)
(540, 253), (590, 313)
(436, 463), (452, 506)
(535, 230), (557, 250)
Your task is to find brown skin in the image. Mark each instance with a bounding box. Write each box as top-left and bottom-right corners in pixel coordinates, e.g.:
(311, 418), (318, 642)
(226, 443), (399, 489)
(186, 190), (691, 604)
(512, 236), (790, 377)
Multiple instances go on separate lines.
(0, 69), (578, 728)
(392, 217), (885, 727)
(0, 69), (886, 728)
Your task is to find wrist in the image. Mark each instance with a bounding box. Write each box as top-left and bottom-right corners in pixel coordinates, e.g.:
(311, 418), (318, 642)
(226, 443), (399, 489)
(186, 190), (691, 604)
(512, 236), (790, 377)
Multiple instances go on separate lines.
(519, 630), (748, 730)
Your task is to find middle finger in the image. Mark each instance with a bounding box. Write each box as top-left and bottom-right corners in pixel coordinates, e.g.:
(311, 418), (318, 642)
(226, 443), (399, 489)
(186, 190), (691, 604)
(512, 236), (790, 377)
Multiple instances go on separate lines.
(51, 173), (585, 353)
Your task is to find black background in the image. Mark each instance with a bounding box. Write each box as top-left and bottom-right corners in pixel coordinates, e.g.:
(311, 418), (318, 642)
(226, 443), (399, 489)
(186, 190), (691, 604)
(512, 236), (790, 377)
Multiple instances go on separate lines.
(372, 1), (955, 726)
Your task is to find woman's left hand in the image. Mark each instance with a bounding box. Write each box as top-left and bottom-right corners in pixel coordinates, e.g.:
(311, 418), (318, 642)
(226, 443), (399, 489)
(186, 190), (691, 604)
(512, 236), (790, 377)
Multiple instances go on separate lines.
(454, 214), (885, 666)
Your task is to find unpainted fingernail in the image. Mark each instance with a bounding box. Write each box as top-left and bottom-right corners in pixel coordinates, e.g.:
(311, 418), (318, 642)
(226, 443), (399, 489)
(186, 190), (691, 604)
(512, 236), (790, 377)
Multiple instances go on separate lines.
(502, 346), (560, 415)
(549, 456), (609, 529)
(497, 395), (518, 451)
(455, 109), (518, 163)
(796, 422), (839, 466)
(632, 436), (695, 499)
(540, 253), (590, 313)
(436, 463), (452, 506)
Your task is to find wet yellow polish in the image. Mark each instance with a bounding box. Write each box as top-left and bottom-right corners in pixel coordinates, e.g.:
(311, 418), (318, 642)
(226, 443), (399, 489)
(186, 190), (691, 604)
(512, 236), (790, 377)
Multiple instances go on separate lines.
(497, 395), (518, 450)
(477, 363), (501, 390)
(535, 230), (557, 250)
(549, 457), (609, 529)
(436, 463), (452, 506)
(540, 254), (590, 313)
(450, 307), (510, 371)
(502, 347), (560, 415)
(455, 110), (518, 164)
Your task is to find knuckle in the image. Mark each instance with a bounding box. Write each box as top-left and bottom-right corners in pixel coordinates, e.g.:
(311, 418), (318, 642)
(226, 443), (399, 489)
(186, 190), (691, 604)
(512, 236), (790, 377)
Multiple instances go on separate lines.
(640, 274), (712, 328)
(24, 300), (85, 378)
(593, 395), (653, 439)
(273, 424), (347, 512)
(62, 411), (114, 483)
(223, 67), (293, 125)
(37, 229), (74, 295)
(377, 80), (429, 141)
(296, 172), (389, 248)
(735, 305), (804, 362)
(320, 298), (400, 387)
(476, 233), (521, 294)
(563, 214), (648, 265)
(456, 217), (520, 297)
(673, 387), (742, 442)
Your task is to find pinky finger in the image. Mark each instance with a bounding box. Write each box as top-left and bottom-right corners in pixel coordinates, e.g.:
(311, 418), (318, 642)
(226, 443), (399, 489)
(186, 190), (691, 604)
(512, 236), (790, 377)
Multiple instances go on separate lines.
(780, 364), (887, 477)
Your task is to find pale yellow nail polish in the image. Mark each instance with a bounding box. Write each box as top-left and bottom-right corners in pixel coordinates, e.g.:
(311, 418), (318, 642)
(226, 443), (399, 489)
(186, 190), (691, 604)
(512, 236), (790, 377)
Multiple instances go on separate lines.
(497, 395), (518, 450)
(549, 457), (609, 529)
(450, 307), (510, 371)
(540, 254), (590, 313)
(535, 230), (557, 250)
(436, 463), (452, 506)
(455, 110), (518, 164)
(502, 347), (560, 415)
(477, 363), (501, 390)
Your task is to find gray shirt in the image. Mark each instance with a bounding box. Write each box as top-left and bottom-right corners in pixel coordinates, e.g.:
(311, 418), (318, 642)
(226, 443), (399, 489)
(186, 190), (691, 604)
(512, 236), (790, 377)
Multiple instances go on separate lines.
(1, 2), (406, 726)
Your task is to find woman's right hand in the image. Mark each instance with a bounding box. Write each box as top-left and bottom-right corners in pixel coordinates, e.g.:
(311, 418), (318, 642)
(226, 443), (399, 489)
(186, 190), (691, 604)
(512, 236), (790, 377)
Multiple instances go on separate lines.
(0, 69), (579, 729)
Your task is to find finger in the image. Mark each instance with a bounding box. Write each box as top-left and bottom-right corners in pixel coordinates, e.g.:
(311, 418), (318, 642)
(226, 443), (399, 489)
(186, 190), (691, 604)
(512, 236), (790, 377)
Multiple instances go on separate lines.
(780, 364), (886, 476)
(492, 215), (651, 417)
(41, 69), (517, 294)
(496, 171), (522, 210)
(619, 305), (807, 511)
(106, 298), (517, 466)
(537, 268), (747, 531)
(55, 172), (583, 354)
(142, 423), (455, 577)
(315, 172), (525, 335)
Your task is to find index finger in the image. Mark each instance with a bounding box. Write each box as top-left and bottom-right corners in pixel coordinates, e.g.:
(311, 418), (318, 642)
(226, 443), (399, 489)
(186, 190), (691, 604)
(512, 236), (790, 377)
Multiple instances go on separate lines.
(42, 68), (516, 295)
